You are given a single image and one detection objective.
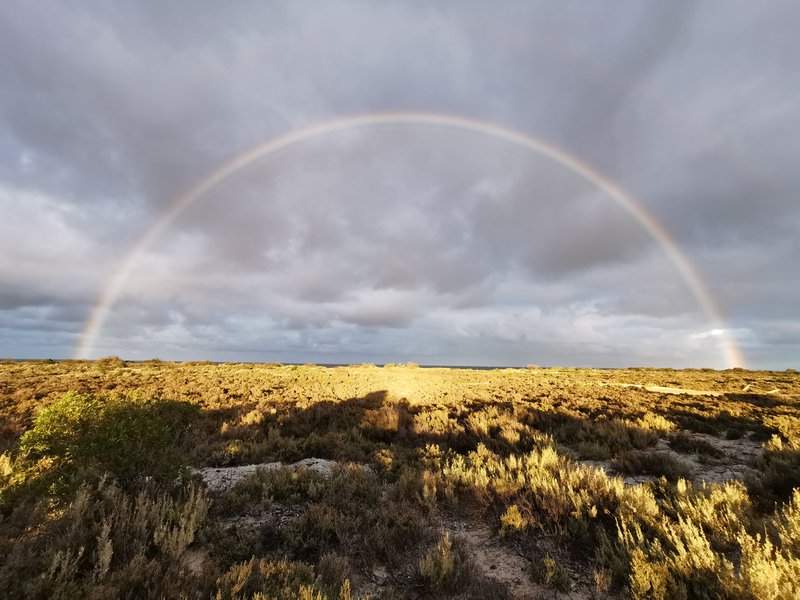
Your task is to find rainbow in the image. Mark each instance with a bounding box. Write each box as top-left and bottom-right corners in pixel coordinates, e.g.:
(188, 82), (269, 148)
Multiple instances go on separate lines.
(75, 111), (746, 368)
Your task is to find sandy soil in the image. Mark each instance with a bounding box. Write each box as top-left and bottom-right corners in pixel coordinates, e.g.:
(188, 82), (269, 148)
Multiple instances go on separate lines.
(582, 434), (763, 487)
(195, 457), (337, 492)
(599, 382), (724, 396)
(441, 518), (595, 600)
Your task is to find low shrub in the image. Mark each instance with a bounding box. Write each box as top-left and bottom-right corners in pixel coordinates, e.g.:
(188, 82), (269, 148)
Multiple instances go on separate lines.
(316, 553), (350, 590)
(215, 467), (329, 516)
(530, 553), (571, 592)
(549, 416), (659, 458)
(749, 438), (800, 509)
(668, 432), (724, 459)
(215, 557), (351, 600)
(612, 450), (694, 482)
(286, 503), (358, 562)
(636, 412), (677, 434)
(417, 534), (464, 594)
(440, 443), (641, 538)
(605, 484), (800, 599)
(96, 356), (126, 370)
(365, 499), (431, 568)
(0, 477), (208, 599)
(499, 504), (527, 536)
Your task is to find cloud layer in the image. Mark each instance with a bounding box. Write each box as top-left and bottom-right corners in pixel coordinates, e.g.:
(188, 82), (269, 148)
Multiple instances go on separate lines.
(2, 1), (798, 368)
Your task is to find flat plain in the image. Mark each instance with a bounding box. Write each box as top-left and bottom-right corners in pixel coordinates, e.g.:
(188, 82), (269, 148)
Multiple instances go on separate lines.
(1, 360), (799, 599)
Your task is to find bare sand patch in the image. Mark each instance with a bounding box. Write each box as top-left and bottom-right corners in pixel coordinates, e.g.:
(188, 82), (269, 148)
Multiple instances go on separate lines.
(600, 382), (723, 396)
(581, 434), (763, 486)
(195, 457), (337, 492)
(441, 518), (594, 600)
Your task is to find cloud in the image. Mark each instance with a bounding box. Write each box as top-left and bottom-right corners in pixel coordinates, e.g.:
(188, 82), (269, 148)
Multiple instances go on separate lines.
(0, 1), (798, 368)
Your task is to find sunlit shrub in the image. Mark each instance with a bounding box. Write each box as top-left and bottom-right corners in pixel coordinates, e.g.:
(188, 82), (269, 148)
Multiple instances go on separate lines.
(609, 482), (800, 599)
(0, 452), (13, 482)
(636, 412), (677, 434)
(666, 479), (754, 551)
(499, 504), (526, 536)
(440, 442), (632, 538)
(733, 531), (800, 600)
(214, 557), (345, 600)
(617, 512), (733, 599)
(773, 489), (800, 555)
(414, 408), (459, 437)
(96, 355), (126, 370)
(766, 415), (800, 447)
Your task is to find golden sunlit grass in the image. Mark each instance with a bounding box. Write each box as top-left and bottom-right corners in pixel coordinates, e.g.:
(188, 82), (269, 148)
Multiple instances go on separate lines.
(0, 360), (798, 598)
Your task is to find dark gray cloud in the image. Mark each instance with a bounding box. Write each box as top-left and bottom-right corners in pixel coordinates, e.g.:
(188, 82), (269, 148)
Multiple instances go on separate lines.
(1, 1), (798, 368)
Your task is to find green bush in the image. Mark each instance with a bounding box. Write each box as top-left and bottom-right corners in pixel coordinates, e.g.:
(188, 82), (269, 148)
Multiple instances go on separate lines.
(19, 391), (199, 487)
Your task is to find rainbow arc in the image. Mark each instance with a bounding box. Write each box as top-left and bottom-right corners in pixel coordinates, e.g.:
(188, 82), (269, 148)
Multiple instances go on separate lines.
(75, 112), (745, 368)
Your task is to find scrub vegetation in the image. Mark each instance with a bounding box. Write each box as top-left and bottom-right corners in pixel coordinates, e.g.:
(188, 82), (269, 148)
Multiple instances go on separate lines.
(0, 360), (799, 598)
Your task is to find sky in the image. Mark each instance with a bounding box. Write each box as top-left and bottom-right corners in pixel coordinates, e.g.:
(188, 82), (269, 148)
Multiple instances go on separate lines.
(1, 1), (798, 369)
